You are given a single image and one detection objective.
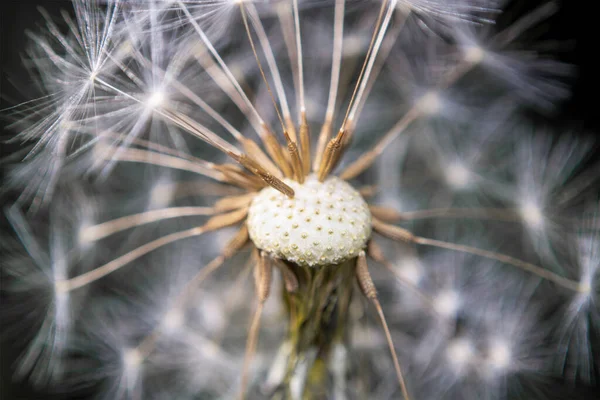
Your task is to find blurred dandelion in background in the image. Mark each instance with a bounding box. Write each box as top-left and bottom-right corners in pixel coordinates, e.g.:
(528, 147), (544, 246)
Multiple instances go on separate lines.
(1, 0), (599, 399)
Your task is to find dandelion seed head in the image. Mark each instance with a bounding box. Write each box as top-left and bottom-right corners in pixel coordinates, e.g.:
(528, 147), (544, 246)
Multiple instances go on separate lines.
(247, 175), (371, 266)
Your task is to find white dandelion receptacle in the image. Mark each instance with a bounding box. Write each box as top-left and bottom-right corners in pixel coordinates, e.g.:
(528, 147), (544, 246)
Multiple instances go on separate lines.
(247, 175), (372, 266)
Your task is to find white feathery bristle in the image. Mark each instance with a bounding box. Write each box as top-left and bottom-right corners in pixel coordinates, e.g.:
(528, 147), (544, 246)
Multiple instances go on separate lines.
(146, 90), (166, 109)
(463, 45), (485, 64)
(418, 91), (441, 115)
(197, 295), (227, 334)
(149, 181), (175, 209)
(433, 290), (461, 318)
(486, 338), (512, 371)
(446, 337), (475, 371)
(162, 309), (185, 334)
(398, 257), (424, 285)
(122, 347), (143, 395)
(445, 161), (472, 190)
(247, 175), (372, 266)
(124, 348), (143, 369)
(519, 199), (544, 230)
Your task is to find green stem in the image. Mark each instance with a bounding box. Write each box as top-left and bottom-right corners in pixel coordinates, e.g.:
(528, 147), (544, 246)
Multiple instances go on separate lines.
(279, 259), (356, 399)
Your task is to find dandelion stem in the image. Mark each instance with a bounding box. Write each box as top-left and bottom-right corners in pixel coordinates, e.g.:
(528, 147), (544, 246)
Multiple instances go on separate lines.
(61, 226), (207, 292)
(161, 109), (239, 155)
(340, 55), (480, 180)
(347, 10), (408, 134)
(339, 0), (395, 133)
(492, 2), (558, 48)
(80, 206), (218, 243)
(317, 0), (399, 181)
(229, 152), (295, 197)
(211, 258), (256, 346)
(240, 251), (272, 400)
(246, 3), (294, 129)
(93, 76), (240, 156)
(340, 106), (419, 180)
(172, 225), (249, 313)
(346, 0), (400, 127)
(370, 205), (527, 222)
(413, 237), (584, 292)
(214, 193), (256, 212)
(239, 2), (287, 135)
(292, 0), (305, 122)
(99, 147), (225, 182)
(241, 137), (283, 178)
(313, 0), (345, 172)
(358, 185), (379, 198)
(356, 251), (411, 400)
(284, 130), (305, 183)
(239, 301), (263, 400)
(136, 252), (231, 359)
(178, 1), (269, 138)
(77, 128), (203, 163)
(59, 208), (247, 292)
(170, 79), (244, 142)
(191, 44), (263, 135)
(372, 218), (584, 292)
(401, 207), (523, 221)
(367, 240), (440, 317)
(373, 298), (411, 400)
(276, 2), (299, 141)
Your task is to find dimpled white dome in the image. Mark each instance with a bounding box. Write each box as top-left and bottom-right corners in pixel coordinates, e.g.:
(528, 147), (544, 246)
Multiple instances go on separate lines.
(247, 174), (372, 267)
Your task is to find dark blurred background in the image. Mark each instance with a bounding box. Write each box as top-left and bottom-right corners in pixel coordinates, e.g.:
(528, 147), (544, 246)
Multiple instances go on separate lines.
(1, 1), (599, 399)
